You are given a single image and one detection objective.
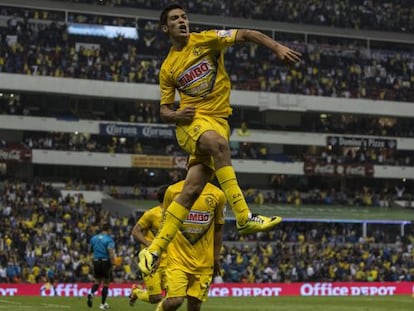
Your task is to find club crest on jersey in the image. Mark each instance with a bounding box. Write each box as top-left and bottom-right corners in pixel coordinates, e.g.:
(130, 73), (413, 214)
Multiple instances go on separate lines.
(193, 46), (202, 56)
(205, 196), (216, 208)
(185, 211), (211, 224)
(177, 60), (211, 88)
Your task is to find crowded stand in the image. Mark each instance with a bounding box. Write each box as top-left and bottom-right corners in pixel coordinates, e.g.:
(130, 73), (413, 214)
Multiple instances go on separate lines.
(1, 92), (414, 139)
(0, 180), (138, 283)
(220, 231), (414, 283)
(57, 177), (409, 208)
(1, 8), (413, 102)
(1, 89), (413, 169)
(0, 94), (403, 135)
(21, 131), (185, 157)
(49, 0), (414, 33)
(3, 125), (413, 179)
(0, 93), (161, 123)
(7, 130), (410, 168)
(1, 180), (413, 284)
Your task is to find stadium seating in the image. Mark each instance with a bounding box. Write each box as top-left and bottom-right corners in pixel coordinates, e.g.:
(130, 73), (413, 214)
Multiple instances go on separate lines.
(48, 0), (414, 32)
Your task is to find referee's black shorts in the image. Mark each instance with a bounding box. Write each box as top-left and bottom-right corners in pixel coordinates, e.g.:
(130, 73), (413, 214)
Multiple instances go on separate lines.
(93, 259), (112, 279)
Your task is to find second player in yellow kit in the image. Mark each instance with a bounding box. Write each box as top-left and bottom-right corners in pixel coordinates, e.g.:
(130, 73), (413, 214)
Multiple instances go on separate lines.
(156, 180), (225, 311)
(130, 186), (169, 306)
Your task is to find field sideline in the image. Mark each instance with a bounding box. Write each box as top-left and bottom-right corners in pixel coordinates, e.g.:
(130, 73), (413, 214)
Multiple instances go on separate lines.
(0, 296), (413, 311)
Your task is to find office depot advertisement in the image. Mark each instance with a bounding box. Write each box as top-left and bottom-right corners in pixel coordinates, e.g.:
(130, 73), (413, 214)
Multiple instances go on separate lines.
(0, 282), (413, 297)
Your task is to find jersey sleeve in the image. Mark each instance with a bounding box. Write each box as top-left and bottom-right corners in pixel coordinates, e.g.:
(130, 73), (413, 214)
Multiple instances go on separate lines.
(203, 29), (237, 49)
(137, 211), (150, 229)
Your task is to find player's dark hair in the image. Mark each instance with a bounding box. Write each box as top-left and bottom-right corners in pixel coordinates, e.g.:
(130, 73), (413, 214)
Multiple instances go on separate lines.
(157, 184), (169, 203)
(159, 4), (185, 27)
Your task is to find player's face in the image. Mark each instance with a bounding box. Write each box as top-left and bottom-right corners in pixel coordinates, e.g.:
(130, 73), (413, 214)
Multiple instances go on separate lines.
(165, 8), (189, 39)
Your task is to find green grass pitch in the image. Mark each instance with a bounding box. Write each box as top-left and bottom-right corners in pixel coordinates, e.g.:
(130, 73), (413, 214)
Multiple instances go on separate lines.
(0, 296), (413, 311)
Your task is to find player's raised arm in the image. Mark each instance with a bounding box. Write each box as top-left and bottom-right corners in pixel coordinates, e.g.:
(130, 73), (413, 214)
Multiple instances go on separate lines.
(235, 29), (302, 65)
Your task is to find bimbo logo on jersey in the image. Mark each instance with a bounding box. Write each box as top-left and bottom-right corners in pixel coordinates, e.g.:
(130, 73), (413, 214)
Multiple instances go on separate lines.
(178, 60), (211, 88)
(185, 211), (210, 224)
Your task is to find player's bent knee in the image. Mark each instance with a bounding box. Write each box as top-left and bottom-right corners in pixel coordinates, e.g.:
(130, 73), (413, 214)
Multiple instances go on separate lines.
(166, 297), (185, 309)
(208, 135), (227, 150)
(199, 132), (228, 154)
(216, 138), (229, 153)
(149, 294), (163, 304)
(187, 296), (202, 311)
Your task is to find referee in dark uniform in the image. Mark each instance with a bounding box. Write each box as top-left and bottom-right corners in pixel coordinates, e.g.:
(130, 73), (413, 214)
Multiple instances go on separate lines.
(87, 223), (116, 310)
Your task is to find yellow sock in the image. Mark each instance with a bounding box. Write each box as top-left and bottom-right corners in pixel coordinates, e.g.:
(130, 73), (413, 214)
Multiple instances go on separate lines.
(148, 201), (189, 254)
(155, 298), (166, 311)
(136, 289), (149, 303)
(216, 166), (249, 224)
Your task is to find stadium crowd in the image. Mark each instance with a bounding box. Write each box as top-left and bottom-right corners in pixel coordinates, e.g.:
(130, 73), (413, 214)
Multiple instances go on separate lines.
(21, 132), (184, 157)
(3, 92), (413, 170)
(1, 10), (413, 102)
(0, 180), (413, 284)
(50, 0), (413, 33)
(220, 225), (414, 283)
(9, 129), (411, 169)
(2, 92), (414, 138)
(56, 174), (412, 209)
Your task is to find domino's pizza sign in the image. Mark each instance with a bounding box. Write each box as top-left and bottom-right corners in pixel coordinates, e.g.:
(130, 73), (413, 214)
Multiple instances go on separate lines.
(327, 136), (397, 149)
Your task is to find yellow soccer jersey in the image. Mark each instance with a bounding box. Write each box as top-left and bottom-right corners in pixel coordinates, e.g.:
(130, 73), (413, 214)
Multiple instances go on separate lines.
(137, 205), (167, 267)
(160, 29), (238, 118)
(164, 181), (226, 274)
(137, 205), (163, 241)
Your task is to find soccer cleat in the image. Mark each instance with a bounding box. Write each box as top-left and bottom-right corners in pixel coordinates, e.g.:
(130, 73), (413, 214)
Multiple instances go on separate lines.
(237, 213), (282, 235)
(128, 284), (142, 307)
(99, 303), (110, 310)
(138, 248), (160, 276)
(87, 294), (93, 308)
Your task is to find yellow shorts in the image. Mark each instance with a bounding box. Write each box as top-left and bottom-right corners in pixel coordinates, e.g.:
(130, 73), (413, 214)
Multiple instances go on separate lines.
(176, 115), (230, 170)
(144, 265), (167, 296)
(165, 268), (212, 302)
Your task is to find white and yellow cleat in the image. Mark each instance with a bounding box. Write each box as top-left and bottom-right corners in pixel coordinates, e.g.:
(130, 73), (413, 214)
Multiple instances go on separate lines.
(237, 213), (282, 235)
